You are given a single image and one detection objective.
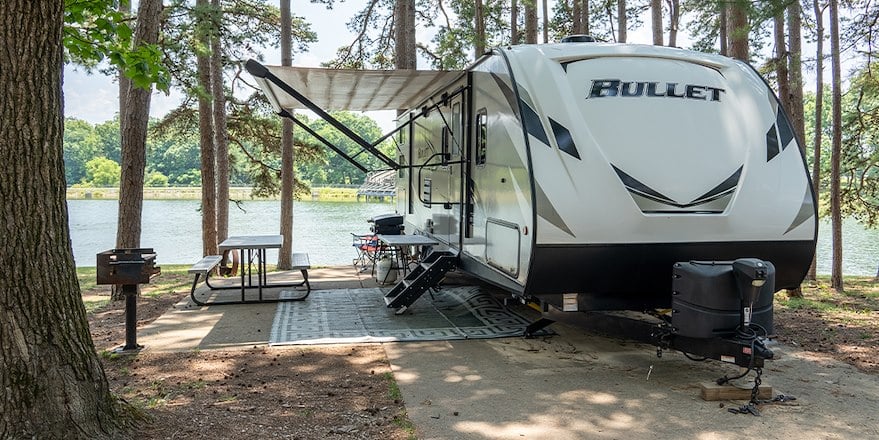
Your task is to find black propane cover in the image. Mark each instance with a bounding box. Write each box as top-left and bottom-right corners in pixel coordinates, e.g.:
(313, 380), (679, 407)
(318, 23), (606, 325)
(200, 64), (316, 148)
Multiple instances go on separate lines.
(671, 260), (776, 339)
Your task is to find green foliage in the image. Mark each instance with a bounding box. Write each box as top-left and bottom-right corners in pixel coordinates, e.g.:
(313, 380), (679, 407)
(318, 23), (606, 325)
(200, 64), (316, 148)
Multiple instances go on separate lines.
(294, 112), (392, 186)
(839, 64), (879, 227)
(63, 0), (169, 91)
(84, 156), (121, 186)
(145, 171), (170, 187)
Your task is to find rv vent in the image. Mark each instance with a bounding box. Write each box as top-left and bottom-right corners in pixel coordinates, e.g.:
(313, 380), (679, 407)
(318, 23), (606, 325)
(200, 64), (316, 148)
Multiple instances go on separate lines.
(561, 35), (596, 43)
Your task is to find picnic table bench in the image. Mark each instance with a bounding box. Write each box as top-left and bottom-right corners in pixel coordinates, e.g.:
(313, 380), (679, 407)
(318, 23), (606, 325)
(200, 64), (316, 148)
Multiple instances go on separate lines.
(188, 245), (311, 306)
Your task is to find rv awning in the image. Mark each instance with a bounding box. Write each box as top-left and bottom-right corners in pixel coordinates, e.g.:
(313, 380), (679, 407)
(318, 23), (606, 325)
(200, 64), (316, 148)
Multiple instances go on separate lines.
(249, 63), (464, 112)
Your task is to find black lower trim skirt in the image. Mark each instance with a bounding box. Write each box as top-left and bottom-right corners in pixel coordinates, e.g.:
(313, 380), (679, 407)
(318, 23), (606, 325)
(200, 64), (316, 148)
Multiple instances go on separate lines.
(524, 240), (814, 310)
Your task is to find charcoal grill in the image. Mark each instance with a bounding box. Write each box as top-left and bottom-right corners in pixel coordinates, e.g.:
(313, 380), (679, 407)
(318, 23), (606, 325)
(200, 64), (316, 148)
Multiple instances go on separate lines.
(96, 248), (161, 352)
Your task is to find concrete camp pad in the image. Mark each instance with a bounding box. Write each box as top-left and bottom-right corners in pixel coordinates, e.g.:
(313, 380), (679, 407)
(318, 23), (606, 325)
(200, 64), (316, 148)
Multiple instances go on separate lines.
(138, 266), (879, 439)
(385, 319), (879, 440)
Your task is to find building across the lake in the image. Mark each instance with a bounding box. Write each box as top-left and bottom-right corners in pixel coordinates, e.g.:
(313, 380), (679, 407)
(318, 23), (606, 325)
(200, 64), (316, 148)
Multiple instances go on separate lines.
(357, 170), (396, 202)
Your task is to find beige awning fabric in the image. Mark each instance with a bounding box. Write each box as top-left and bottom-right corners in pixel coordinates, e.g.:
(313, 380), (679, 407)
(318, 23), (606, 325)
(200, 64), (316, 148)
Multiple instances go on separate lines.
(252, 64), (464, 112)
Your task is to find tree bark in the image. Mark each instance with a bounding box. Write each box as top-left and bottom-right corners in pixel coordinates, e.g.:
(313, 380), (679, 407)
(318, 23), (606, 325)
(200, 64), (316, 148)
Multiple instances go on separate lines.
(667, 0), (679, 46)
(651, 0), (663, 45)
(394, 0), (416, 69)
(773, 13), (790, 110)
(581, 0), (590, 36)
(719, 1), (728, 56)
(573, 0), (582, 34)
(787, 3), (805, 141)
(808, 0), (825, 281)
(729, 0), (749, 61)
(197, 0), (218, 257)
(525, 1), (538, 44)
(111, 0), (131, 301)
(114, 0), (162, 300)
(212, 0), (229, 246)
(475, 0), (485, 58)
(787, 0), (806, 297)
(0, 1), (130, 437)
(542, 0), (549, 43)
(278, 0), (295, 269)
(617, 0), (627, 43)
(829, 0), (843, 291)
(118, 0), (130, 124)
(511, 0), (518, 44)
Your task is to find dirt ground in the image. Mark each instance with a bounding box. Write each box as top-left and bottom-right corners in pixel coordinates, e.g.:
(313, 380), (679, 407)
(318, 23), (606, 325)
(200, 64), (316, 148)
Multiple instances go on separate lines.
(84, 274), (877, 439)
(86, 281), (412, 439)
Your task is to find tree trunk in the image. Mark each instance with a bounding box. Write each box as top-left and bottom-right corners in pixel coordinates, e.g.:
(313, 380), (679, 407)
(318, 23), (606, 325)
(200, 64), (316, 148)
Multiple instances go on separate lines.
(729, 0), (749, 61)
(773, 13), (790, 110)
(829, 0), (843, 291)
(719, 1), (728, 56)
(278, 0), (295, 269)
(651, 0), (662, 45)
(581, 0), (590, 36)
(114, 0), (162, 300)
(111, 0), (131, 301)
(394, 0), (416, 69)
(808, 0), (825, 281)
(0, 1), (130, 437)
(118, 0), (130, 124)
(573, 0), (582, 34)
(787, 0), (806, 297)
(511, 0), (518, 44)
(475, 0), (485, 58)
(617, 0), (627, 43)
(667, 0), (679, 46)
(212, 0), (229, 246)
(542, 0), (549, 43)
(525, 1), (538, 44)
(197, 0), (218, 257)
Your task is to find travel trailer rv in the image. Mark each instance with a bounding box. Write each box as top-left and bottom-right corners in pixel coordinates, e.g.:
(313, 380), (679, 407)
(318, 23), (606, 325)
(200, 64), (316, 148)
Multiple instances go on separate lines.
(247, 39), (817, 369)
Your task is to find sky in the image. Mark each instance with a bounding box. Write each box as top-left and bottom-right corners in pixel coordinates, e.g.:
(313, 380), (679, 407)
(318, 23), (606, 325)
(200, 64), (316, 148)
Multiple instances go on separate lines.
(65, 1), (821, 131)
(63, 0), (655, 131)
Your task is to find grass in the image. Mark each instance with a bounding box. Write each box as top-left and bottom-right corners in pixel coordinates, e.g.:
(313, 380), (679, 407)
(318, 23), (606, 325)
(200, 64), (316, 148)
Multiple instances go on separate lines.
(778, 276), (879, 313)
(77, 264), (192, 302)
(383, 372), (417, 439)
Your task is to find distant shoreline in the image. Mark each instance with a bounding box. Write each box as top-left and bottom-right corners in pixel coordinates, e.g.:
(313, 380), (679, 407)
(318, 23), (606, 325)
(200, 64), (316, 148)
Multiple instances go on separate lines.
(66, 186), (395, 203)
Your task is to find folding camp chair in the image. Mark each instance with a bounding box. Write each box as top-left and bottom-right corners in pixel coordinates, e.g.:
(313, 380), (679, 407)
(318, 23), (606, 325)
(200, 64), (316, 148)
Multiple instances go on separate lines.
(352, 233), (381, 273)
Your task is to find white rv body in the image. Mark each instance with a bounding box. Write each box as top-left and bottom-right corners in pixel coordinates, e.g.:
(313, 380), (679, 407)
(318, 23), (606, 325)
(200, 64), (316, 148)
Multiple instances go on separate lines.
(395, 43), (815, 310)
(249, 42), (817, 312)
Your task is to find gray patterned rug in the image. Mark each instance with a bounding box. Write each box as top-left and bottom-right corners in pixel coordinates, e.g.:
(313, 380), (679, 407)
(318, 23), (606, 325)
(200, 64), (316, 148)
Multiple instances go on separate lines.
(269, 286), (542, 345)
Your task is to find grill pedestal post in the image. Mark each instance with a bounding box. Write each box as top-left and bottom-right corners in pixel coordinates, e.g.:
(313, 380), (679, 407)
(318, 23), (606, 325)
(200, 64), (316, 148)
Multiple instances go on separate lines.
(119, 284), (141, 352)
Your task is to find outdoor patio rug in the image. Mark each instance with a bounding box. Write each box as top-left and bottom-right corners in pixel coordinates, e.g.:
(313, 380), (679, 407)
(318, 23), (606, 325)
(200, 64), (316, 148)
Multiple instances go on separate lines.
(269, 285), (546, 345)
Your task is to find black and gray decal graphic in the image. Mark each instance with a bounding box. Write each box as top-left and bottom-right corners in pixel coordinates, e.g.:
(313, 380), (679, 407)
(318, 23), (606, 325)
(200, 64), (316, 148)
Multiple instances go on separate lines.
(785, 187), (815, 234)
(549, 118), (580, 159)
(612, 165), (743, 213)
(767, 108), (796, 162)
(535, 182), (575, 237)
(521, 102), (550, 146)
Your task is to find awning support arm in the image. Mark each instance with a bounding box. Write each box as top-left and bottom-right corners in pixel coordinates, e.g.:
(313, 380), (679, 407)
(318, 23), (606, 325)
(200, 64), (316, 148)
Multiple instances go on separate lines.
(280, 110), (369, 173)
(246, 60), (400, 169)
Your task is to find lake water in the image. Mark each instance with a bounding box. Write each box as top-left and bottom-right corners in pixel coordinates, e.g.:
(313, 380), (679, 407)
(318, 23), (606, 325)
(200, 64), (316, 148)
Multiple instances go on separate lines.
(68, 199), (394, 267)
(68, 199), (879, 275)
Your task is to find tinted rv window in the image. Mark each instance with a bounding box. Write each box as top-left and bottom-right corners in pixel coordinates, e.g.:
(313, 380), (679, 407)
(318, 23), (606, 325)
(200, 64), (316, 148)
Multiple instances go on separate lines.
(451, 102), (461, 157)
(476, 109), (487, 166)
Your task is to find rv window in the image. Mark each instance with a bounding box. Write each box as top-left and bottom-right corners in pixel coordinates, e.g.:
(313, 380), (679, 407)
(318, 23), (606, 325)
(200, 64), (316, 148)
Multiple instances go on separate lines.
(476, 109), (487, 166)
(451, 102), (461, 157)
(441, 127), (450, 160)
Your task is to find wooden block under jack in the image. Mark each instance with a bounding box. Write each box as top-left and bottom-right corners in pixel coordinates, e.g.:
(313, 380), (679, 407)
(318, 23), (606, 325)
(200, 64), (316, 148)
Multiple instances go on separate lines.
(700, 382), (773, 401)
